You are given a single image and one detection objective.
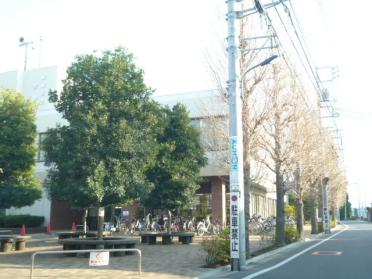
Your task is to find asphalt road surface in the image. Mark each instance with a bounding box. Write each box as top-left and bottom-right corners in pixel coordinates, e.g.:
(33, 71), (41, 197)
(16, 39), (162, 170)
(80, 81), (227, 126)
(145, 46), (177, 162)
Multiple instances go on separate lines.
(216, 221), (372, 279)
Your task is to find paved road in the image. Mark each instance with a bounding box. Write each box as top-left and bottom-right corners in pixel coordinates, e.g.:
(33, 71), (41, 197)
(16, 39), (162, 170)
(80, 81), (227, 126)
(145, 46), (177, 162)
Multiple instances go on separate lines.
(205, 221), (372, 279)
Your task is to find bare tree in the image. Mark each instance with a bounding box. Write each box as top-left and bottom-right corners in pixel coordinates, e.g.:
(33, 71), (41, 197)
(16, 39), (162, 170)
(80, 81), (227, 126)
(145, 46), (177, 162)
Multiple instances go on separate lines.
(288, 89), (322, 239)
(255, 63), (297, 246)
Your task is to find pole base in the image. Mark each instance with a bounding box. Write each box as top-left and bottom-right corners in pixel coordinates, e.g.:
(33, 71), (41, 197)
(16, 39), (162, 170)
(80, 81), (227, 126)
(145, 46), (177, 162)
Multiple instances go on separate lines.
(231, 259), (240, 271)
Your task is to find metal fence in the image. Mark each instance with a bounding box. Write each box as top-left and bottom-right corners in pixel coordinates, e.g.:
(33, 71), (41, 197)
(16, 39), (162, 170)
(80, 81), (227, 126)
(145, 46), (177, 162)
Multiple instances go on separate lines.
(30, 248), (142, 278)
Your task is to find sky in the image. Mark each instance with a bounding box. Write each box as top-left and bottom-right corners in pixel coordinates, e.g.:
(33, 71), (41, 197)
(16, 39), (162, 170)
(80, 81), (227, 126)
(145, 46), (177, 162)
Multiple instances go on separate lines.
(1, 0), (371, 209)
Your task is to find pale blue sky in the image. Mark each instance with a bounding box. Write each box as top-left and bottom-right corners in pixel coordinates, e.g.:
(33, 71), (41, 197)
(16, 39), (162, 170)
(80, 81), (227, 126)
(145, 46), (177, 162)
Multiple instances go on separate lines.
(1, 0), (371, 209)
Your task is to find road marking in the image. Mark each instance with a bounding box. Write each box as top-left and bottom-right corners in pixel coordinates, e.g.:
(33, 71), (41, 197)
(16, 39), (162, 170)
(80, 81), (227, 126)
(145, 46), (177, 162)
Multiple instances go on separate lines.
(243, 227), (348, 279)
(312, 251), (342, 256)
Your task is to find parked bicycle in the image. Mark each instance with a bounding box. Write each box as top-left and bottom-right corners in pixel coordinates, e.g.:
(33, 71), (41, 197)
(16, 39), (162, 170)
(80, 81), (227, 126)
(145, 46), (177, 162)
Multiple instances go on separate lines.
(196, 216), (221, 236)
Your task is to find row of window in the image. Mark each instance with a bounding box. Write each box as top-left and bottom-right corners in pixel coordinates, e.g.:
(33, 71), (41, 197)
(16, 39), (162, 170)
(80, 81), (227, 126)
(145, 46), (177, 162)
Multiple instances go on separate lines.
(35, 133), (47, 162)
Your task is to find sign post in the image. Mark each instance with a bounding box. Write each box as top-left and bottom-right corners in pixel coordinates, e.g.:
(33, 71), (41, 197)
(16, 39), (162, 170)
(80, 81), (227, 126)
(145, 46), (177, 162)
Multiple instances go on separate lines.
(322, 177), (331, 234)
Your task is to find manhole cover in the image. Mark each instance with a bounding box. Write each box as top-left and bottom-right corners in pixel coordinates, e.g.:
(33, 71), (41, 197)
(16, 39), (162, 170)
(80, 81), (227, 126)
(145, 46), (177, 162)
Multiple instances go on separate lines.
(312, 251), (342, 256)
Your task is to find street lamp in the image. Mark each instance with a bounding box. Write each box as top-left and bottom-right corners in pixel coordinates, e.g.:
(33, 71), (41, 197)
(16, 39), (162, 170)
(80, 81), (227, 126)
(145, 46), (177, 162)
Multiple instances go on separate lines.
(242, 54), (279, 79)
(19, 37), (34, 71)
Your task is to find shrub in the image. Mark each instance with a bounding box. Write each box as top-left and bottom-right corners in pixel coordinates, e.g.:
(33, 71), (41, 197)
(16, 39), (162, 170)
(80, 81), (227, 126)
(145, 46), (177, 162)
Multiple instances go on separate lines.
(285, 204), (296, 218)
(317, 222), (324, 233)
(285, 225), (297, 244)
(201, 228), (230, 267)
(331, 219), (337, 228)
(0, 215), (44, 228)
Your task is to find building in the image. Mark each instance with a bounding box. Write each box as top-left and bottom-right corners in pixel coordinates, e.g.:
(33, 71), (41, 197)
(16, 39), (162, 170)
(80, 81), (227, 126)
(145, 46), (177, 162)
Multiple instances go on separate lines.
(0, 67), (276, 229)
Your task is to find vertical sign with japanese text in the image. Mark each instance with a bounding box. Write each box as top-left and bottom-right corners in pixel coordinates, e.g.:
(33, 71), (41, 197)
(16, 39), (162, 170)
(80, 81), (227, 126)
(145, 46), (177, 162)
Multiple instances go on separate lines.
(230, 192), (239, 258)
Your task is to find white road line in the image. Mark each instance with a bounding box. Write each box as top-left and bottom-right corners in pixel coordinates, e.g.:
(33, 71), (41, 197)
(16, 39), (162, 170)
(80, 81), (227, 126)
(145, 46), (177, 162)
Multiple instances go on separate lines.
(243, 226), (348, 279)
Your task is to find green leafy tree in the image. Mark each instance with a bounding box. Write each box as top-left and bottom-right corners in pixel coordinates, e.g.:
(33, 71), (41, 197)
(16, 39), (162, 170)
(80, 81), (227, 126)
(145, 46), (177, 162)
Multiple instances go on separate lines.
(339, 193), (352, 220)
(144, 104), (207, 231)
(0, 89), (41, 209)
(43, 48), (159, 237)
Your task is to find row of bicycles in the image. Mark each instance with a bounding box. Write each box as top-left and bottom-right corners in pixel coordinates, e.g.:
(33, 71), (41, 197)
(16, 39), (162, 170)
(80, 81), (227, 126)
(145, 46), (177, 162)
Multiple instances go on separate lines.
(248, 215), (296, 235)
(113, 214), (222, 236)
(107, 214), (296, 236)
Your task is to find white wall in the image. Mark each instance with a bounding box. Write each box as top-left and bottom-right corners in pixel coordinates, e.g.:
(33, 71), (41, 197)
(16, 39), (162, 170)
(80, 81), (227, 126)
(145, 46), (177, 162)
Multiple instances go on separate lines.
(0, 70), (18, 90)
(1, 66), (60, 225)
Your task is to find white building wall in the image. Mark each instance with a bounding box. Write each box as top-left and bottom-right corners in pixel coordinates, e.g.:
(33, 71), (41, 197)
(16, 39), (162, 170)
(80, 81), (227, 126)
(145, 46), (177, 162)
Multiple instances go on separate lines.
(0, 70), (18, 90)
(0, 66), (61, 226)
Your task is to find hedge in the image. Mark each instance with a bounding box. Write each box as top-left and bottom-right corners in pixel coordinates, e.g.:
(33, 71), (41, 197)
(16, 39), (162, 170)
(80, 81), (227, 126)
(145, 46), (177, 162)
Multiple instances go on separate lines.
(0, 215), (44, 228)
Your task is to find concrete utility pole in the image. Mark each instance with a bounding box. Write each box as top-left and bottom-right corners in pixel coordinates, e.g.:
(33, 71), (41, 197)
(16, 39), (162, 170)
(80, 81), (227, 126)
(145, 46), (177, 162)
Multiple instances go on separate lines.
(227, 0), (246, 271)
(319, 89), (331, 234)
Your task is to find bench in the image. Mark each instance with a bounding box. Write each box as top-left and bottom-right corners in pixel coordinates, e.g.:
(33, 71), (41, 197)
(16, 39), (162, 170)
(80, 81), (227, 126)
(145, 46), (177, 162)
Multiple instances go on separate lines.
(0, 230), (12, 235)
(0, 235), (31, 252)
(59, 237), (139, 257)
(139, 232), (161, 245)
(139, 232), (194, 245)
(172, 232), (195, 244)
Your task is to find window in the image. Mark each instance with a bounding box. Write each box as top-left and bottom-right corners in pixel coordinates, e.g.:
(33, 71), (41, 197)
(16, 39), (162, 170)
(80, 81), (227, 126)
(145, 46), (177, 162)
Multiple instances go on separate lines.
(36, 133), (47, 162)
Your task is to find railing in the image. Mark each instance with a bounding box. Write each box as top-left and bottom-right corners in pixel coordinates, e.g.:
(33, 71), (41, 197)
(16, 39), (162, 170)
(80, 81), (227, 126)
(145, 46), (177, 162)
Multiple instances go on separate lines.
(30, 248), (141, 278)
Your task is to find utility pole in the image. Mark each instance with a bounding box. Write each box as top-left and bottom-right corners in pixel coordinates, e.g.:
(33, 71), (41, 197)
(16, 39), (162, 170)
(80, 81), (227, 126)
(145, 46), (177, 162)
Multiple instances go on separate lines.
(227, 0), (246, 271)
(226, 0), (283, 271)
(319, 91), (331, 234)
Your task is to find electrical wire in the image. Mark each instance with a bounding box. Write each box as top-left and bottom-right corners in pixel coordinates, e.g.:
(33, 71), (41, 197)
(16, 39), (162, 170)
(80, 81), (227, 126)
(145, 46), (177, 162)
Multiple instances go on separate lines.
(267, 0), (342, 150)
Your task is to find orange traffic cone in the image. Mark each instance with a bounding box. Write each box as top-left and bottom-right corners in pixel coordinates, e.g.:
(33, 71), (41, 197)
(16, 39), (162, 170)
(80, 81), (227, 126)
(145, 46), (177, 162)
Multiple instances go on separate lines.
(47, 224), (52, 235)
(71, 222), (77, 232)
(21, 224), (26, 236)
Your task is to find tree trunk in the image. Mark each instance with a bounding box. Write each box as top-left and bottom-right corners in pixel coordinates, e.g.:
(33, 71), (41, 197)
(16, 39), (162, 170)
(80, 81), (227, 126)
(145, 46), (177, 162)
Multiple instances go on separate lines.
(275, 172), (285, 246)
(244, 163), (251, 258)
(310, 198), (318, 234)
(82, 208), (88, 234)
(296, 197), (304, 240)
(295, 168), (304, 240)
(97, 207), (105, 240)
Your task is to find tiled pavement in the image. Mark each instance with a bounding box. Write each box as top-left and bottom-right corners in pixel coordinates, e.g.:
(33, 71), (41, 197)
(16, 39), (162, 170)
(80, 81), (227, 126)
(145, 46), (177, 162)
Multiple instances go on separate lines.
(0, 227), (315, 279)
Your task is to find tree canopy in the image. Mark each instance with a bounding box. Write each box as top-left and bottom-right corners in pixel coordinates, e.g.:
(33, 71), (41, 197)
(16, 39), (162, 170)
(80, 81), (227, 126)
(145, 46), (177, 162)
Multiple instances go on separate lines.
(43, 48), (160, 209)
(0, 89), (41, 209)
(144, 104), (207, 211)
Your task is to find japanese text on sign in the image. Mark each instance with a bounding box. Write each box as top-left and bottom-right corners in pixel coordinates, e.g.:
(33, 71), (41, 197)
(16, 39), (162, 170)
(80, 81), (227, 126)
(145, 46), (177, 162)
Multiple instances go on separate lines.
(230, 192), (239, 258)
(89, 251), (109, 266)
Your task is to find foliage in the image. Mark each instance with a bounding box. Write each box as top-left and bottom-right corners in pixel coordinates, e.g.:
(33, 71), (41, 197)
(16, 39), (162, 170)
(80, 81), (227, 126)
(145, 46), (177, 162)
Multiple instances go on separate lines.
(43, 48), (159, 209)
(0, 214), (44, 228)
(284, 204), (296, 218)
(317, 222), (324, 233)
(285, 225), (297, 244)
(339, 193), (352, 220)
(303, 198), (312, 222)
(144, 104), (207, 211)
(331, 219), (337, 228)
(201, 228), (230, 267)
(0, 89), (42, 209)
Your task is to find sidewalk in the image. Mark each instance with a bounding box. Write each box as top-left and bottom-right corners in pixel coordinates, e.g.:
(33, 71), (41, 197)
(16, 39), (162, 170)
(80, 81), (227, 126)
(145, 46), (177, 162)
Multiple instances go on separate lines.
(0, 226), (319, 279)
